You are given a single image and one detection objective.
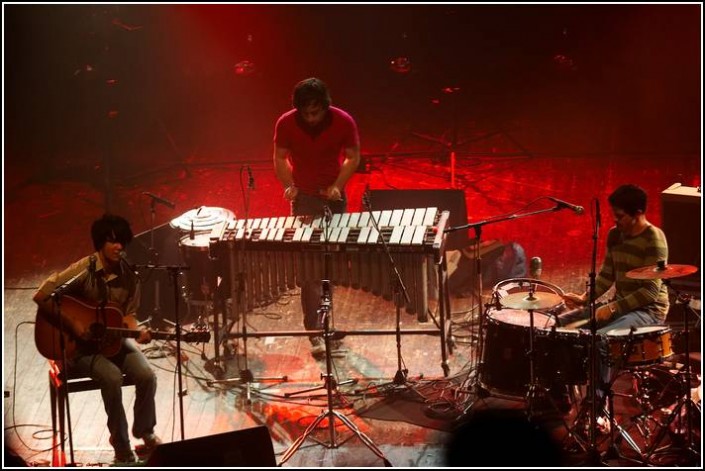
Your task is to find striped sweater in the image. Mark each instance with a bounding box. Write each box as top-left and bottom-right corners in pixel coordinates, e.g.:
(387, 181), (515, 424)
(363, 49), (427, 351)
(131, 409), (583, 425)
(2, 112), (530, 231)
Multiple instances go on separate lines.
(595, 224), (670, 322)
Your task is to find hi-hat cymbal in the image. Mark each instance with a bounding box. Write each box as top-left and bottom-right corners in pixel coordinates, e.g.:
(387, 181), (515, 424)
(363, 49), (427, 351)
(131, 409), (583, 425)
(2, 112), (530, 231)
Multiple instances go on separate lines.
(626, 264), (698, 280)
(500, 292), (563, 310)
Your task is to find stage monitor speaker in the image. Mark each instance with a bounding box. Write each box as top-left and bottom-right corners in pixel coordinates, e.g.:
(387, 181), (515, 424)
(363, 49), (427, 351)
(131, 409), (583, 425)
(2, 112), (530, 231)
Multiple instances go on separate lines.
(661, 183), (701, 270)
(145, 425), (276, 467)
(661, 183), (701, 351)
(124, 221), (188, 326)
(368, 189), (468, 251)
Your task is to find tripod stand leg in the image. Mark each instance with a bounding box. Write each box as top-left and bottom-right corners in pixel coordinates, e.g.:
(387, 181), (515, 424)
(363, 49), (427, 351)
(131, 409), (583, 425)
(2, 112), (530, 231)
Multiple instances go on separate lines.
(279, 409), (328, 465)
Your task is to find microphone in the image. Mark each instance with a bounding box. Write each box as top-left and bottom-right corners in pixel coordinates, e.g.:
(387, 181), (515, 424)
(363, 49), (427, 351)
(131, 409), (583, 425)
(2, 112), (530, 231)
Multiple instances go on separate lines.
(142, 191), (176, 209)
(119, 251), (138, 273)
(246, 165), (255, 190)
(530, 256), (542, 279)
(548, 197), (584, 215)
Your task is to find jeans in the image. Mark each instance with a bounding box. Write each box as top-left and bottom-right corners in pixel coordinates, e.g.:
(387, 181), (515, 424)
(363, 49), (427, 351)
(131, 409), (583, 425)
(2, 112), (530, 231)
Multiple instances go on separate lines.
(292, 193), (346, 334)
(559, 305), (660, 400)
(68, 340), (157, 451)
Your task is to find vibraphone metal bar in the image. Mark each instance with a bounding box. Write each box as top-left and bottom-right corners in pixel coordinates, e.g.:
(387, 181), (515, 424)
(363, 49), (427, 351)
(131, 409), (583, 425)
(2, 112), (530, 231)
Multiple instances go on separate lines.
(210, 207), (453, 376)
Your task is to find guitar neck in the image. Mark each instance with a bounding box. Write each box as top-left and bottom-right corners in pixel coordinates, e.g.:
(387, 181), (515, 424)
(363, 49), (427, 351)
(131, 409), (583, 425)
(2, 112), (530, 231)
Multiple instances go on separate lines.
(107, 327), (172, 341)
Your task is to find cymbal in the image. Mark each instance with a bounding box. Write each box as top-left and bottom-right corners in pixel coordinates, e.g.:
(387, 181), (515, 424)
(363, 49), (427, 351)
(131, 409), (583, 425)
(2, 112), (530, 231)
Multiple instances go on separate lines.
(500, 291), (563, 310)
(170, 206), (235, 232)
(626, 264), (698, 280)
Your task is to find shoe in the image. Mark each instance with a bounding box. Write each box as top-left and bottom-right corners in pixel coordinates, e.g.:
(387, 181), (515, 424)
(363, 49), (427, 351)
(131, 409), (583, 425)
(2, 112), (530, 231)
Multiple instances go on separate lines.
(309, 336), (325, 359)
(114, 449), (138, 464)
(135, 433), (162, 456)
(110, 436), (137, 463)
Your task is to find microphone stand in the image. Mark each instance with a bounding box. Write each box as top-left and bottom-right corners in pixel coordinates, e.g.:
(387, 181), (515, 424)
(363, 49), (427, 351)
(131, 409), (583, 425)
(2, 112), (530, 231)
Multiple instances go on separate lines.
(147, 197), (163, 325)
(355, 194), (424, 397)
(283, 205), (356, 400)
(136, 263), (190, 441)
(446, 203), (572, 413)
(207, 165), (287, 402)
(581, 198), (602, 464)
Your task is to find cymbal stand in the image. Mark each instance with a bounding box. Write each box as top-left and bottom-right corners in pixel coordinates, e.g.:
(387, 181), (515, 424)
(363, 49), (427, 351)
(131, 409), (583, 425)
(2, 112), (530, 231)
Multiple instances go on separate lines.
(207, 167), (287, 403)
(522, 290), (574, 430)
(279, 293), (392, 467)
(645, 281), (701, 465)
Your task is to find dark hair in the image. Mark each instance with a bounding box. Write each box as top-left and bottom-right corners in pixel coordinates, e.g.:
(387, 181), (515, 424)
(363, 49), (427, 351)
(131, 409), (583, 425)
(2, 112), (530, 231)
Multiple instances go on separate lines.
(91, 213), (133, 251)
(608, 184), (647, 216)
(292, 77), (331, 111)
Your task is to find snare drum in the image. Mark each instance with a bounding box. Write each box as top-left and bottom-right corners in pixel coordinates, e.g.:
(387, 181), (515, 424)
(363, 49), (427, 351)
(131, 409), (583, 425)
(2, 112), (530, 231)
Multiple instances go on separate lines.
(604, 325), (673, 367)
(179, 234), (230, 303)
(480, 308), (556, 397)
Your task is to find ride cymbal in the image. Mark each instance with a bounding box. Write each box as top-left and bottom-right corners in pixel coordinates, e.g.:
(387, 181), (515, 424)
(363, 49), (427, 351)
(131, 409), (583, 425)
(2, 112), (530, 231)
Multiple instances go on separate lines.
(626, 264), (698, 280)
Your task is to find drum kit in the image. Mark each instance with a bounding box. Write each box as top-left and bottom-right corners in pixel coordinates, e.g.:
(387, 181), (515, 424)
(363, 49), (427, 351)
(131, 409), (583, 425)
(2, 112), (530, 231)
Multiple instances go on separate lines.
(473, 264), (701, 465)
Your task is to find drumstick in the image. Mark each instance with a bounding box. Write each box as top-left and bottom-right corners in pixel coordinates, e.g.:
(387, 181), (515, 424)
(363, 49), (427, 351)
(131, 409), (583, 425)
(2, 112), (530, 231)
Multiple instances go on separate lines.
(562, 318), (590, 330)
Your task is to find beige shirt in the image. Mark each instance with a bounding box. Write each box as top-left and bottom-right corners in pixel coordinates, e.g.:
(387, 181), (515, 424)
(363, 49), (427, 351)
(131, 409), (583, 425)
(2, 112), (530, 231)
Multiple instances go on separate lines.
(36, 252), (140, 317)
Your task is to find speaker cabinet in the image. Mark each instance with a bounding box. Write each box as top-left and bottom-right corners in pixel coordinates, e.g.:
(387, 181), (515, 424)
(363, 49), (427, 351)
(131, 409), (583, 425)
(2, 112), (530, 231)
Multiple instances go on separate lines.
(368, 189), (468, 250)
(661, 183), (701, 271)
(145, 426), (276, 467)
(661, 183), (701, 352)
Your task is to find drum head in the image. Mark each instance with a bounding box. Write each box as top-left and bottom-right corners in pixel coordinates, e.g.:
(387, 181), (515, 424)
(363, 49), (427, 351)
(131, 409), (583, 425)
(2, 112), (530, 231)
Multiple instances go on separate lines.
(605, 325), (670, 337)
(170, 206), (235, 232)
(488, 308), (555, 329)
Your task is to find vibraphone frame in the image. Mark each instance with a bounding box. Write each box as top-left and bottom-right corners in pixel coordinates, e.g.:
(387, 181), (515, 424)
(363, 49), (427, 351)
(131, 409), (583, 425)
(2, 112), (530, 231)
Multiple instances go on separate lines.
(210, 208), (454, 376)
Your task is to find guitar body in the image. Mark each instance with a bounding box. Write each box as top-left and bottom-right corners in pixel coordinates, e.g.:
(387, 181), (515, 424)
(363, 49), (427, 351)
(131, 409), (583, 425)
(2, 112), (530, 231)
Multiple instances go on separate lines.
(35, 295), (125, 360)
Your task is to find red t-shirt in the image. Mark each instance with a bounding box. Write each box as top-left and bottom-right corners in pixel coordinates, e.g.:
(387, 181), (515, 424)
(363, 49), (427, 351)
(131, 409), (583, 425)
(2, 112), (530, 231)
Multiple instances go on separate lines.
(274, 106), (359, 195)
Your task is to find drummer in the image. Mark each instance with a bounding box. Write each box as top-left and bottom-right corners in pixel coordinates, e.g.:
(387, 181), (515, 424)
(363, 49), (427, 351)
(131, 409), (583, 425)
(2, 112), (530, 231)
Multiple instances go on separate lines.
(560, 184), (669, 418)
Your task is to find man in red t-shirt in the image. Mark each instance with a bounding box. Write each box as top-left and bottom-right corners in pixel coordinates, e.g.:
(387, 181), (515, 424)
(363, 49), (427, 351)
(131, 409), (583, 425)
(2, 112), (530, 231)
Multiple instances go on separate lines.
(273, 77), (360, 358)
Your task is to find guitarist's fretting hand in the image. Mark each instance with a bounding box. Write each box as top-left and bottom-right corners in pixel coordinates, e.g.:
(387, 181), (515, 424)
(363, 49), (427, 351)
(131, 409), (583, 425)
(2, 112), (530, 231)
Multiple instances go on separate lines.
(124, 314), (152, 344)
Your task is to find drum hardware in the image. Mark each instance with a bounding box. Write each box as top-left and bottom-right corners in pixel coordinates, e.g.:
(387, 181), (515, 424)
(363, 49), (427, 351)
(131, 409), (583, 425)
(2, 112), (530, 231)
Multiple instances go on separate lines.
(641, 274), (701, 465)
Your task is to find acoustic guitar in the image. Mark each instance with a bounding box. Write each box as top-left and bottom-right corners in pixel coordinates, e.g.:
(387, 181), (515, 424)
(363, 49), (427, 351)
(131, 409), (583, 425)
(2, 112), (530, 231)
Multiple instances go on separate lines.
(35, 295), (210, 360)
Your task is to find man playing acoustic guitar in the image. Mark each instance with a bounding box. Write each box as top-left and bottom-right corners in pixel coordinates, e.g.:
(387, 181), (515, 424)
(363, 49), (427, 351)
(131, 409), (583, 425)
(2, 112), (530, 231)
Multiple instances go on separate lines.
(33, 213), (161, 464)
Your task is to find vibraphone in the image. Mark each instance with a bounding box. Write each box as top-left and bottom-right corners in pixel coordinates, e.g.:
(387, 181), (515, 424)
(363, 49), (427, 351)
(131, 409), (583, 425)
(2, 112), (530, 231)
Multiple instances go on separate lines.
(208, 207), (449, 322)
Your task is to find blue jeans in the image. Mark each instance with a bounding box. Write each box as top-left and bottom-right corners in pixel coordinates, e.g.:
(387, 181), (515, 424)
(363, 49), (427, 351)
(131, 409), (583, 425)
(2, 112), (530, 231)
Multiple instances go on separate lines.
(559, 306), (660, 399)
(291, 193), (346, 333)
(68, 341), (157, 451)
